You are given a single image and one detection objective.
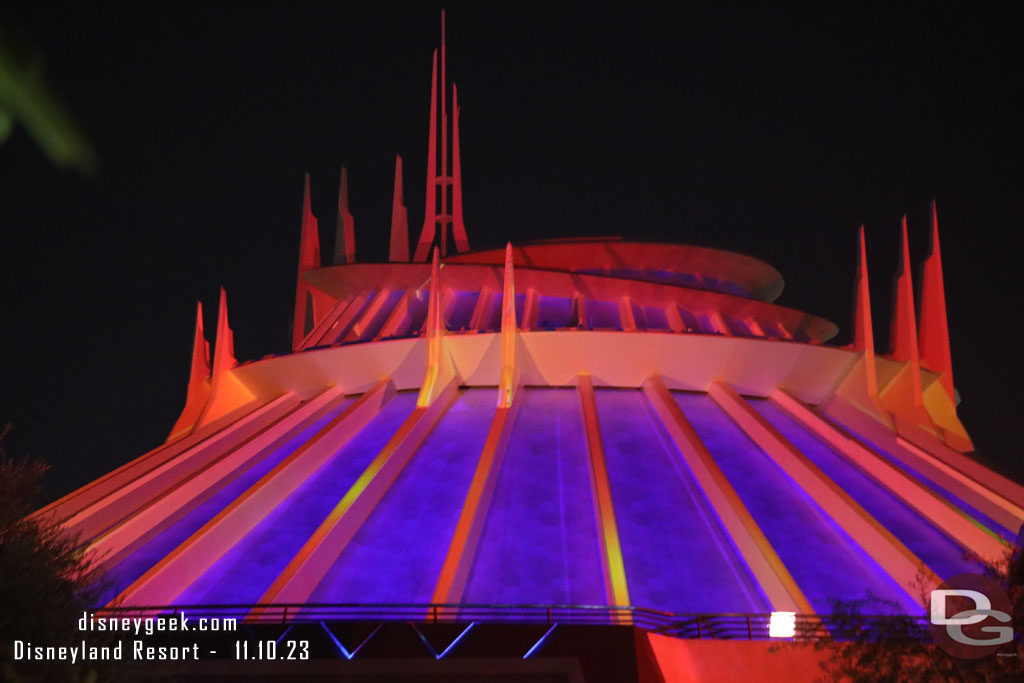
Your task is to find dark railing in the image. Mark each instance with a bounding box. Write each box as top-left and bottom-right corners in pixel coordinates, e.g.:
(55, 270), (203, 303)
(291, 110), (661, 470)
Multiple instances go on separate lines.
(90, 603), (930, 642)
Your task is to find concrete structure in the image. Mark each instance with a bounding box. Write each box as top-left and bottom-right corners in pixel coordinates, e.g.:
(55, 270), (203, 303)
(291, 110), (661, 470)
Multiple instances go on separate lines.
(34, 12), (1021, 682)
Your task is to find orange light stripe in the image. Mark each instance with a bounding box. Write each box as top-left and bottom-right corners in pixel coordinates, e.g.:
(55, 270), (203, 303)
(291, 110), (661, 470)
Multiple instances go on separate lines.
(642, 376), (813, 615)
(432, 398), (520, 606)
(771, 388), (1007, 562)
(252, 378), (459, 615)
(823, 396), (1024, 532)
(576, 375), (631, 617)
(256, 405), (427, 608)
(90, 387), (349, 569)
(62, 395), (298, 540)
(112, 380), (395, 607)
(710, 382), (941, 600)
(34, 398), (272, 525)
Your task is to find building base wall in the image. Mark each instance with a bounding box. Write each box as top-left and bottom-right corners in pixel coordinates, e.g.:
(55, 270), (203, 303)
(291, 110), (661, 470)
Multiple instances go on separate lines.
(645, 633), (827, 682)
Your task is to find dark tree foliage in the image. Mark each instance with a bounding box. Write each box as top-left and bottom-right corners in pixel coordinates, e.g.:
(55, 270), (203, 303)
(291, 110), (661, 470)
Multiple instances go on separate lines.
(777, 550), (1024, 682)
(0, 424), (112, 682)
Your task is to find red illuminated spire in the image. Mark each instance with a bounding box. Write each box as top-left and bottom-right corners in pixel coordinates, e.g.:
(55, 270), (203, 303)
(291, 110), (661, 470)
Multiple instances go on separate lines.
(887, 215), (925, 411)
(167, 301), (212, 441)
(853, 226), (878, 396)
(414, 50), (439, 263)
(186, 301), (211, 391)
(334, 165), (356, 265)
(440, 10), (448, 257)
(451, 83), (469, 253)
(292, 173), (321, 350)
(918, 201), (955, 402)
(389, 155), (409, 262)
(889, 216), (919, 364)
(197, 287), (255, 428)
(211, 287), (237, 384)
(414, 12), (470, 261)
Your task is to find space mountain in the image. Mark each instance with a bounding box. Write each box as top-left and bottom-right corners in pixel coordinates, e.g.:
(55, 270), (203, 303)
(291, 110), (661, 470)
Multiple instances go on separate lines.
(34, 13), (1022, 668)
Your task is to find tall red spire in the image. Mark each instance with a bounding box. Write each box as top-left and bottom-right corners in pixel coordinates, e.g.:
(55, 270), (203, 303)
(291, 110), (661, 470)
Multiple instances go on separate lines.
(197, 286), (255, 428)
(889, 215), (919, 365)
(389, 154), (409, 262)
(167, 301), (212, 441)
(211, 287), (237, 383)
(918, 201), (955, 402)
(414, 11), (470, 261)
(413, 50), (439, 262)
(292, 173), (321, 350)
(187, 301), (212, 392)
(440, 9), (448, 257)
(885, 215), (927, 422)
(853, 226), (878, 396)
(451, 83), (469, 253)
(334, 165), (356, 265)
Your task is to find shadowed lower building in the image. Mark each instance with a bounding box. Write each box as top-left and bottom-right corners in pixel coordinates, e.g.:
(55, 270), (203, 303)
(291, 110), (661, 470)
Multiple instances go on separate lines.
(33, 12), (1023, 682)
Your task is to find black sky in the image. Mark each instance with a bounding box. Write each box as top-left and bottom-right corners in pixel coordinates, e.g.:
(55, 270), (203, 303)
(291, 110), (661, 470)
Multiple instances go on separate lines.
(1, 2), (1022, 501)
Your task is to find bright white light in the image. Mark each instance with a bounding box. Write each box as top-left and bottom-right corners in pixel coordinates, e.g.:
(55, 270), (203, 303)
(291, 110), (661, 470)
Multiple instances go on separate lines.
(769, 611), (796, 638)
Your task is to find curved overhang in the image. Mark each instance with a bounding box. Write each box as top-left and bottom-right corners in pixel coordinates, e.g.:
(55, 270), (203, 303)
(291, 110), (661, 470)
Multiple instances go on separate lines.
(235, 331), (857, 404)
(443, 240), (785, 302)
(302, 261), (837, 344)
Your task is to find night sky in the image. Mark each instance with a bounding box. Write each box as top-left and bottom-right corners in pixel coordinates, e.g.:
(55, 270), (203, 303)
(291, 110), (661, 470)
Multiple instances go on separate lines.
(2, 3), (1022, 502)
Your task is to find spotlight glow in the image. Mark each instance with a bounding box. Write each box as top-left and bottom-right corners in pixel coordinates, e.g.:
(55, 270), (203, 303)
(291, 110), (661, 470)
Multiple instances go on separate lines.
(769, 611), (796, 638)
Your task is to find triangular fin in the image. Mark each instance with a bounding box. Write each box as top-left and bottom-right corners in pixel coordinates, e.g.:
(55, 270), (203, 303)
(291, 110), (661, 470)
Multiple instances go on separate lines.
(166, 301), (212, 441)
(389, 155), (410, 262)
(292, 173), (321, 349)
(918, 200), (954, 402)
(334, 165), (356, 264)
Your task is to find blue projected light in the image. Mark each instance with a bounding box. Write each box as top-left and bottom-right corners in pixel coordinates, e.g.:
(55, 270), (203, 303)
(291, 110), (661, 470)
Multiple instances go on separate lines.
(523, 624), (558, 659)
(320, 622), (381, 660)
(411, 622), (477, 659)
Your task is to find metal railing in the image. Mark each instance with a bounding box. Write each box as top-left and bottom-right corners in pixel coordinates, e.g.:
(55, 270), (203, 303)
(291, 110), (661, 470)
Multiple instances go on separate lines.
(90, 603), (930, 642)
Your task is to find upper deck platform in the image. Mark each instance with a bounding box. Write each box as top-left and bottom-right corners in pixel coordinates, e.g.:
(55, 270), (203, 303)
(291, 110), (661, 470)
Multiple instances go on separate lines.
(443, 239), (785, 302)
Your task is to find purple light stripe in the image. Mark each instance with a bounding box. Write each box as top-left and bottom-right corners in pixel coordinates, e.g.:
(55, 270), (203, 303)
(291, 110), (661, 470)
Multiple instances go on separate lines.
(463, 388), (605, 609)
(749, 398), (980, 579)
(308, 389), (494, 604)
(597, 388), (767, 613)
(674, 392), (919, 614)
(101, 398), (354, 603)
(173, 393), (419, 605)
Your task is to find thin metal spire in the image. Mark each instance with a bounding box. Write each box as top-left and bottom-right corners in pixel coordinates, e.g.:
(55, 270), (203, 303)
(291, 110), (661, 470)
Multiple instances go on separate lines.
(413, 11), (470, 261)
(440, 9), (448, 256)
